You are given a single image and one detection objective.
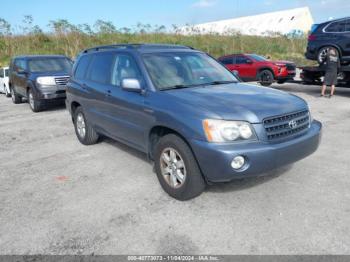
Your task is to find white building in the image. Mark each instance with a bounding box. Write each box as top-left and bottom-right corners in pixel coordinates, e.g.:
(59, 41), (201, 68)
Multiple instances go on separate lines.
(180, 7), (314, 36)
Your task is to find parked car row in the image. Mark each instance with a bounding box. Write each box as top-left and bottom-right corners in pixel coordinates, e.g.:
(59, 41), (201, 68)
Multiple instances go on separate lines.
(2, 44), (322, 200)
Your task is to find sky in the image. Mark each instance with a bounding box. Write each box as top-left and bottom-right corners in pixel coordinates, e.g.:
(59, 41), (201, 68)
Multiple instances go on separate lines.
(1, 0), (349, 32)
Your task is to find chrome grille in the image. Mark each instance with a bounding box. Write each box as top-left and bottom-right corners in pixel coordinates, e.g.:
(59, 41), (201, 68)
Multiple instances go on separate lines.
(264, 110), (310, 141)
(55, 76), (70, 86)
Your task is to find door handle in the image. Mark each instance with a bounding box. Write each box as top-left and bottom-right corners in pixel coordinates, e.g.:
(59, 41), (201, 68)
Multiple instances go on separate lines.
(106, 90), (111, 97)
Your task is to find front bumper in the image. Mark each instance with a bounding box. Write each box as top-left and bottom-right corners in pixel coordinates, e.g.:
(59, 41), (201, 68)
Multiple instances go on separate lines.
(190, 120), (322, 182)
(38, 91), (66, 100)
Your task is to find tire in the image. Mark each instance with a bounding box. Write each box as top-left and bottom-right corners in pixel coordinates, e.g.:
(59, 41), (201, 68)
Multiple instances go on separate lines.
(154, 134), (206, 201)
(28, 89), (42, 112)
(73, 106), (99, 145)
(317, 46), (338, 64)
(259, 70), (274, 86)
(11, 87), (22, 104)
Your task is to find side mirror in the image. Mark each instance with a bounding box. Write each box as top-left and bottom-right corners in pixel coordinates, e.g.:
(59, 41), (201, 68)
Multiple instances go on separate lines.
(121, 78), (142, 93)
(246, 60), (253, 64)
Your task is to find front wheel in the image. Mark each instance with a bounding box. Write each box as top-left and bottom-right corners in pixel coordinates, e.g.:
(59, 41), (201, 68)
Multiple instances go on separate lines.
(259, 70), (274, 86)
(74, 107), (99, 145)
(28, 89), (42, 112)
(154, 134), (206, 201)
(11, 88), (22, 104)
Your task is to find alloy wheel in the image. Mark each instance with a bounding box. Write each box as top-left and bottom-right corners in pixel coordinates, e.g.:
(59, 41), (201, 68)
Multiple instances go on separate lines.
(160, 147), (186, 189)
(76, 113), (86, 139)
(28, 91), (35, 110)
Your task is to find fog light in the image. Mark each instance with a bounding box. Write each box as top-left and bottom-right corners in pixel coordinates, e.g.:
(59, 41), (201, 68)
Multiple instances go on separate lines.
(231, 156), (245, 170)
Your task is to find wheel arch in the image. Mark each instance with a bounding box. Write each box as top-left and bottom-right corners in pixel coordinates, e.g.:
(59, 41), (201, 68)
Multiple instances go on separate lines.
(318, 44), (343, 58)
(257, 67), (275, 78)
(148, 125), (191, 160)
(70, 101), (81, 121)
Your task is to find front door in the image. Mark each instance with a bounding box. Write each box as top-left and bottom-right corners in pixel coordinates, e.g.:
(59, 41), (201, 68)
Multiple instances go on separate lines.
(104, 53), (148, 151)
(13, 59), (28, 96)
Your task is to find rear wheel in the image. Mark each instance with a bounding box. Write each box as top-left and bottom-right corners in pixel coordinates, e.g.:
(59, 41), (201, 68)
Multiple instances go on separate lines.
(11, 88), (22, 104)
(154, 134), (206, 200)
(28, 89), (42, 112)
(259, 70), (274, 86)
(317, 46), (339, 64)
(73, 107), (99, 145)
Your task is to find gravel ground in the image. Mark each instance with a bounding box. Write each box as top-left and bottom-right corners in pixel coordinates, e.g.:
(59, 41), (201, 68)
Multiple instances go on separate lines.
(0, 82), (349, 255)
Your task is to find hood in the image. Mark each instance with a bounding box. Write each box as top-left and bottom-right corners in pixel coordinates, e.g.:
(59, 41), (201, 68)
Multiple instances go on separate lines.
(30, 71), (70, 78)
(165, 83), (307, 123)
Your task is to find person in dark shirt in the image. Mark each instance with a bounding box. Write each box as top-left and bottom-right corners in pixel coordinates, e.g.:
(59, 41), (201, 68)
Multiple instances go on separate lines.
(321, 48), (340, 98)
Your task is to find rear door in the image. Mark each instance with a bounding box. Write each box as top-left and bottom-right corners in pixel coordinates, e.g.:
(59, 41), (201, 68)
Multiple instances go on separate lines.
(220, 57), (235, 71)
(83, 52), (116, 133)
(343, 19), (350, 58)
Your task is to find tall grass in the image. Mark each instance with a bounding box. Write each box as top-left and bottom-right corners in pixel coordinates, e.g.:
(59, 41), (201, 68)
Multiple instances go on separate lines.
(0, 17), (314, 67)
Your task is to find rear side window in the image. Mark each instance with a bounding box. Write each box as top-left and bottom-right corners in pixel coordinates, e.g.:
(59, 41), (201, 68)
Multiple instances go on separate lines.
(5, 69), (9, 77)
(235, 56), (250, 64)
(220, 58), (233, 65)
(0, 69), (3, 78)
(345, 19), (350, 32)
(88, 53), (115, 84)
(74, 55), (91, 80)
(325, 21), (346, 33)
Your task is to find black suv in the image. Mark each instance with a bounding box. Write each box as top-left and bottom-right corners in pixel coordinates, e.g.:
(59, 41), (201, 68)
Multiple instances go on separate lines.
(9, 55), (73, 112)
(306, 17), (350, 64)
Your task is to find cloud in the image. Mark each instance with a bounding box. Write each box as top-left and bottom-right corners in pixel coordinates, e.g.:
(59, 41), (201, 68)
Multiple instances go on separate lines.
(192, 0), (217, 8)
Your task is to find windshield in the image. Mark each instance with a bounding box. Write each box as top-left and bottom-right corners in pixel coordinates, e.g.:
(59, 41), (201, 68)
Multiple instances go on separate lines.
(28, 57), (72, 73)
(5, 69), (9, 77)
(142, 52), (238, 90)
(248, 54), (268, 62)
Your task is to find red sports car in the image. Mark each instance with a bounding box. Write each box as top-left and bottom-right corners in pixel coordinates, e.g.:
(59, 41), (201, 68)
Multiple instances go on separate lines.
(218, 54), (296, 86)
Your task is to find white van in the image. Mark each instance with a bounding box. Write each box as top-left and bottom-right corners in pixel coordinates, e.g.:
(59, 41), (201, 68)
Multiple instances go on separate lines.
(0, 67), (10, 97)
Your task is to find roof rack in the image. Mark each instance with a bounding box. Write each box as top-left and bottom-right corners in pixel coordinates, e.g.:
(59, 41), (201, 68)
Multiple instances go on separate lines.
(82, 44), (138, 53)
(82, 43), (194, 53)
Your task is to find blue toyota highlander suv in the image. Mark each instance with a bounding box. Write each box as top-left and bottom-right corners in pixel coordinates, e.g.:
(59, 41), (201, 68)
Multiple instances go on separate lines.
(66, 44), (322, 200)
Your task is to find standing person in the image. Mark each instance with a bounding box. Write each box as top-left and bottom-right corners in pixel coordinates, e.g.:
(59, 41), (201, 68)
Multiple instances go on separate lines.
(321, 48), (340, 98)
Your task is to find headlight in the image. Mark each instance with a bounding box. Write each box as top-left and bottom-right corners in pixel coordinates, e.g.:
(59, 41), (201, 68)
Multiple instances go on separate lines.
(36, 77), (56, 86)
(203, 119), (256, 143)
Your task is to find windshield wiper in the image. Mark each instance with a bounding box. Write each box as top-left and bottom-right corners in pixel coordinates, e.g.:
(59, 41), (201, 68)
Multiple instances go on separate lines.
(207, 80), (238, 85)
(161, 85), (190, 91)
(161, 83), (205, 91)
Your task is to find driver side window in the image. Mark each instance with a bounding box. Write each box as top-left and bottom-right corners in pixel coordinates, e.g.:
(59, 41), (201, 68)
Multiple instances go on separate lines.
(111, 54), (142, 87)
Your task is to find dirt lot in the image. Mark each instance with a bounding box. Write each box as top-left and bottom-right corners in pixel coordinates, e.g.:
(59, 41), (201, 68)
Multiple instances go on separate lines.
(0, 83), (350, 255)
